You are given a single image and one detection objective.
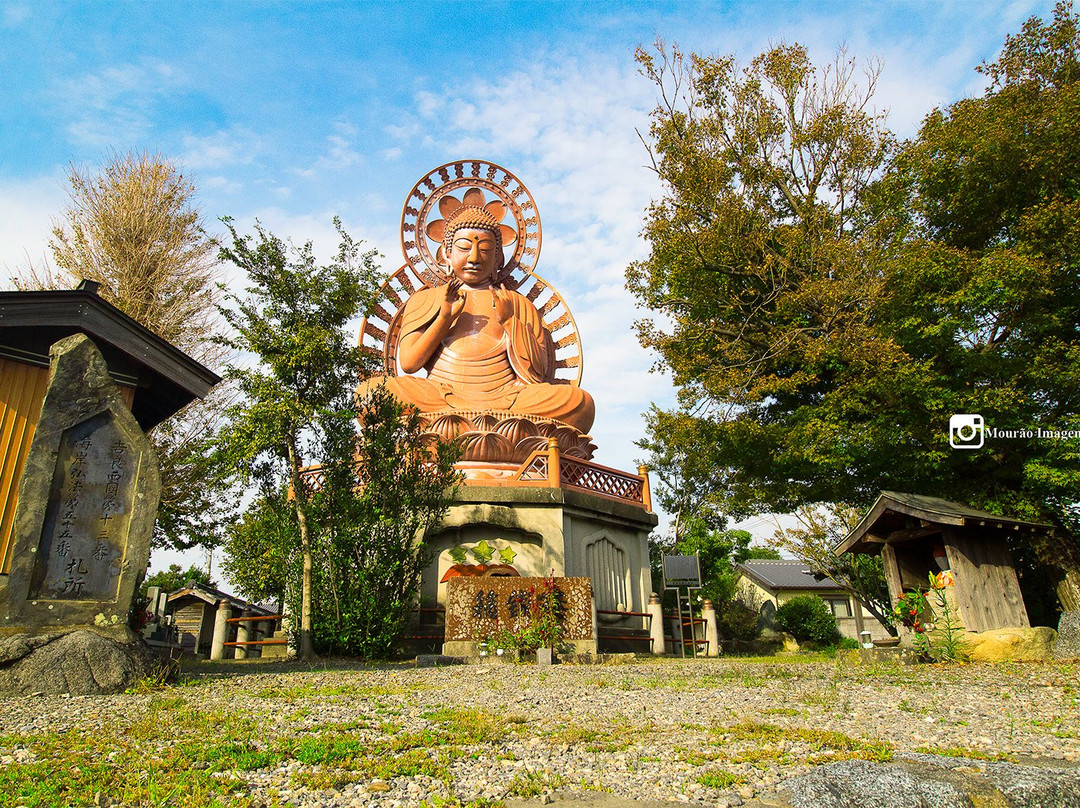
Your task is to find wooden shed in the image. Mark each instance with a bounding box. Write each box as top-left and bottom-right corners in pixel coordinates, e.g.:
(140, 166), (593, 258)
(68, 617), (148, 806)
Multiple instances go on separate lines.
(836, 491), (1051, 632)
(167, 582), (276, 657)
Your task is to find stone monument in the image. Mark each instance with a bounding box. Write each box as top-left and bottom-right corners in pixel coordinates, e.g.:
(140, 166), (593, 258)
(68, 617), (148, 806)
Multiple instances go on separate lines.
(0, 286), (218, 693)
(0, 335), (160, 693)
(357, 161), (658, 654)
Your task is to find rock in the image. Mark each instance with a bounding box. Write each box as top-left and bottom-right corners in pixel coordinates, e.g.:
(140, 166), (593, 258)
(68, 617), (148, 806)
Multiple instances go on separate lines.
(1054, 611), (1080, 660)
(779, 633), (800, 653)
(0, 629), (155, 696)
(779, 754), (1080, 808)
(964, 627), (1057, 662)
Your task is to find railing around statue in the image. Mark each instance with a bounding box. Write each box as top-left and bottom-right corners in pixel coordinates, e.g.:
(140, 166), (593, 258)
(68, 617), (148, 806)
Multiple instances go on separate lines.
(297, 441), (653, 511)
(511, 441), (652, 510)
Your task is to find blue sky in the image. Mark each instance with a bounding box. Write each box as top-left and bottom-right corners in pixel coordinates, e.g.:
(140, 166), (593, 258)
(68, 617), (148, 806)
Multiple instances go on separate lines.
(0, 0), (1058, 575)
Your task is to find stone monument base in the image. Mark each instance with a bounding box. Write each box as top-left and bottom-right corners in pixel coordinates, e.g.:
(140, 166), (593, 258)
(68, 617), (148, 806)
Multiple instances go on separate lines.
(442, 639), (599, 657)
(0, 627), (156, 695)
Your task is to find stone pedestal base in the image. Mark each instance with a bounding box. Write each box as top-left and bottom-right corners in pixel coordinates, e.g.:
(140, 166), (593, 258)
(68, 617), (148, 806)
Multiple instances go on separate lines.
(421, 485), (657, 618)
(0, 628), (155, 695)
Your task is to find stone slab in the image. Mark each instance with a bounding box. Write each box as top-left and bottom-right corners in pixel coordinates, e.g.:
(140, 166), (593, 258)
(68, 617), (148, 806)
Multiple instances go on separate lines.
(1, 334), (160, 635)
(444, 576), (594, 643)
(1055, 611), (1080, 659)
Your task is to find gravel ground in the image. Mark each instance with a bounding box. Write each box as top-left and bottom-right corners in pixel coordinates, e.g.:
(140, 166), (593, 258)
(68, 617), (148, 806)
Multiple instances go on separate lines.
(1, 655), (1077, 807)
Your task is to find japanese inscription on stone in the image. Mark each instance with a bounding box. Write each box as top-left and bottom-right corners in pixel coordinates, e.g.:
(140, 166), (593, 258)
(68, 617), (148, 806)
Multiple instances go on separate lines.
(28, 412), (134, 600)
(444, 577), (594, 643)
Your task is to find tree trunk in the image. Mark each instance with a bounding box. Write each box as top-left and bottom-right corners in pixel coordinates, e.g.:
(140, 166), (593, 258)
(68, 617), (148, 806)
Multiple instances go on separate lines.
(286, 435), (316, 661)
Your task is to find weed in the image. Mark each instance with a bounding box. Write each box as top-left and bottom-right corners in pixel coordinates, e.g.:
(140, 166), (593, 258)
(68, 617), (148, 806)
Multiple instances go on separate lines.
(506, 770), (565, 797)
(695, 769), (744, 789)
(422, 708), (508, 743)
(915, 746), (1012, 761)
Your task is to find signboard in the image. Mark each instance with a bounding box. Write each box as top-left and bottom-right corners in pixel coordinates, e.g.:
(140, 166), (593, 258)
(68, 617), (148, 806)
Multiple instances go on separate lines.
(662, 554), (701, 589)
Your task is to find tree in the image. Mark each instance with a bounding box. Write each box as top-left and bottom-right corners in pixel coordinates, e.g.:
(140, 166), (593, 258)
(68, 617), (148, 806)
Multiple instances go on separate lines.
(143, 563), (214, 594)
(22, 151), (219, 355)
(770, 504), (893, 634)
(12, 151), (234, 552)
(885, 1), (1080, 611)
(306, 383), (459, 657)
(216, 217), (378, 660)
(220, 489), (294, 607)
(215, 219), (459, 660)
(629, 42), (897, 520)
(630, 11), (1080, 617)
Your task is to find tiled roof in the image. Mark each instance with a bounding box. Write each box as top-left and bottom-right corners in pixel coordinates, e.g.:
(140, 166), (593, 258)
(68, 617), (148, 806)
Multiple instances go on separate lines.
(735, 559), (840, 592)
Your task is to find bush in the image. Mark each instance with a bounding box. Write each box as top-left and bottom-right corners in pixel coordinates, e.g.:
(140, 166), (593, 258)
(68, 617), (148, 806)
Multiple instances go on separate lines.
(717, 598), (762, 642)
(773, 595), (841, 645)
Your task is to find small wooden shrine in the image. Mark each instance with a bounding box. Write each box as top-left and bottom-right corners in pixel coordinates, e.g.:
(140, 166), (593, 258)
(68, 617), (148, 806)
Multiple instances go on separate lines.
(836, 491), (1051, 632)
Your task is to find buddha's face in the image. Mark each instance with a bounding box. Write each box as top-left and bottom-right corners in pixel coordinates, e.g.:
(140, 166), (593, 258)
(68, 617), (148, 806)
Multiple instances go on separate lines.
(447, 227), (499, 288)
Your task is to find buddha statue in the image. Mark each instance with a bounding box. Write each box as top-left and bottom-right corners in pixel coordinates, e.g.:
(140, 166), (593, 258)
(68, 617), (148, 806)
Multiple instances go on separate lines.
(359, 204), (595, 434)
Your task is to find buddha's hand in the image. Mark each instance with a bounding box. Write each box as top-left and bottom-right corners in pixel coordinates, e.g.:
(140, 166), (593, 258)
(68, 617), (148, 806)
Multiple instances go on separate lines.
(441, 278), (466, 320)
(492, 286), (515, 324)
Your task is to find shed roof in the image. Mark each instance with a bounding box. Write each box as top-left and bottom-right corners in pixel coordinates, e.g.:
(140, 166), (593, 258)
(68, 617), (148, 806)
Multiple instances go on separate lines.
(0, 285), (220, 429)
(735, 559), (842, 592)
(166, 581), (275, 616)
(836, 491), (1053, 556)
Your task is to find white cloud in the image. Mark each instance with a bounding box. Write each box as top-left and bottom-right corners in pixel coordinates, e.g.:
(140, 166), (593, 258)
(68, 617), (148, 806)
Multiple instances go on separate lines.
(181, 127), (262, 171)
(0, 173), (66, 284)
(293, 120), (365, 179)
(56, 58), (186, 147)
(2, 3), (31, 27)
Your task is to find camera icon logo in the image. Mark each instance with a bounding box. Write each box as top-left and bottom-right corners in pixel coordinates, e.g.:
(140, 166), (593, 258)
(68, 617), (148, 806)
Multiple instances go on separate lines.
(949, 414), (984, 449)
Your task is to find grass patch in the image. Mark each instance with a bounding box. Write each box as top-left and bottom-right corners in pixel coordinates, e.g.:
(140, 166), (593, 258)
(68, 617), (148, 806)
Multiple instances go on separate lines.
(506, 770), (565, 797)
(707, 721), (893, 766)
(695, 769), (744, 790)
(421, 708), (508, 744)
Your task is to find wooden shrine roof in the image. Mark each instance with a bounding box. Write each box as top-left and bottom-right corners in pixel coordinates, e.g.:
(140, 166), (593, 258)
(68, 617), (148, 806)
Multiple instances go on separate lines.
(835, 491), (1053, 556)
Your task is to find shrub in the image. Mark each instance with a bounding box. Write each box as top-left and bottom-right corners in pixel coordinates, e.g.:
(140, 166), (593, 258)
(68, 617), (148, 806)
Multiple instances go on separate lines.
(717, 598), (762, 642)
(773, 595), (841, 645)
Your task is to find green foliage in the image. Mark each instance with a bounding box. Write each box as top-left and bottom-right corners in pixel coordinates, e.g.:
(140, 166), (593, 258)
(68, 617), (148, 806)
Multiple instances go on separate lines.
(774, 595), (841, 646)
(215, 217), (458, 660)
(220, 490), (293, 605)
(716, 597), (761, 643)
(142, 563), (214, 594)
(306, 382), (459, 658)
(631, 9), (1080, 618)
(772, 504), (894, 633)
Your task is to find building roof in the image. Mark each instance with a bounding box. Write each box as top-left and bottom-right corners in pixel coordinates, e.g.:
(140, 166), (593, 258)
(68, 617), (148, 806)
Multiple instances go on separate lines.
(166, 581), (276, 616)
(0, 284), (220, 429)
(836, 491), (1054, 555)
(735, 559), (842, 592)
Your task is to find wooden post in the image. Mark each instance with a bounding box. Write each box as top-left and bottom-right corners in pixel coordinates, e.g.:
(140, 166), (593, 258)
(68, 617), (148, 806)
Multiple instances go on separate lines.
(546, 438), (561, 488)
(638, 465), (652, 511)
